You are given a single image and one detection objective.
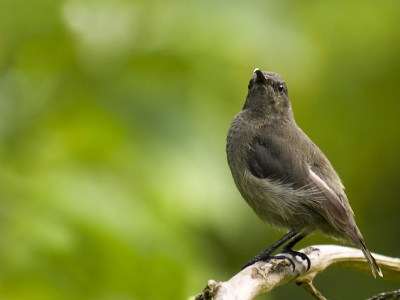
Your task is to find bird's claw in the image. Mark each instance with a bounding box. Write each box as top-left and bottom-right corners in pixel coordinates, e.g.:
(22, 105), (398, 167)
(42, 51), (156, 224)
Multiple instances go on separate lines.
(272, 255), (296, 271)
(279, 249), (311, 271)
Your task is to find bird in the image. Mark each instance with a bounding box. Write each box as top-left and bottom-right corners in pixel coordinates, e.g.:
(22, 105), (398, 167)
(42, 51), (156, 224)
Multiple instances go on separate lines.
(226, 68), (382, 277)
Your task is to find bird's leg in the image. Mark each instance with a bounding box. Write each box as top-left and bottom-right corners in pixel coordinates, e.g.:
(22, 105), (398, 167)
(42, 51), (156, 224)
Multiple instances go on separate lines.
(280, 233), (306, 251)
(277, 233), (311, 271)
(242, 230), (299, 270)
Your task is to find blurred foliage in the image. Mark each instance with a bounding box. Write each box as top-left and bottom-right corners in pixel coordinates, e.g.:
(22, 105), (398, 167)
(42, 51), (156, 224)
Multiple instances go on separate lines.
(0, 0), (399, 299)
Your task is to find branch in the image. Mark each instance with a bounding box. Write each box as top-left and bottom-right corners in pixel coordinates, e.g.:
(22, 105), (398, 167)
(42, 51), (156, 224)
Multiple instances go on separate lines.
(195, 245), (400, 300)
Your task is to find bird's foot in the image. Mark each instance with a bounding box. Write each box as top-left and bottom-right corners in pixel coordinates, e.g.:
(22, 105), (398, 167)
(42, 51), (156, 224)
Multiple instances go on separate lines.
(278, 248), (311, 271)
(242, 249), (310, 272)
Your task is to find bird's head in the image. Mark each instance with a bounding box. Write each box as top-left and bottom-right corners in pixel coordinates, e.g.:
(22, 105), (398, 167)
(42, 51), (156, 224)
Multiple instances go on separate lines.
(243, 69), (293, 120)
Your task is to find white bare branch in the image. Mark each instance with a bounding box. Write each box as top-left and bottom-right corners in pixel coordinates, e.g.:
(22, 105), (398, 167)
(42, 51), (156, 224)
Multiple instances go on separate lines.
(195, 245), (400, 300)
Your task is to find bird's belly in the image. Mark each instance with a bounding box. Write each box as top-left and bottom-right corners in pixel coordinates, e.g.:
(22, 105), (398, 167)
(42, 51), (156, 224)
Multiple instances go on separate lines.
(235, 172), (325, 234)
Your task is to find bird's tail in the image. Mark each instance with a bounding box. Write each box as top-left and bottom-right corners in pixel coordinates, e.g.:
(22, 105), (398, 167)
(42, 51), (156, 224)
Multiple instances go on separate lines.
(348, 229), (382, 278)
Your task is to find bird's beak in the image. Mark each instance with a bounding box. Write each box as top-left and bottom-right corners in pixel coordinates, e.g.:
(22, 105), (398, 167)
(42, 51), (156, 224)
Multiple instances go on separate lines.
(253, 68), (267, 83)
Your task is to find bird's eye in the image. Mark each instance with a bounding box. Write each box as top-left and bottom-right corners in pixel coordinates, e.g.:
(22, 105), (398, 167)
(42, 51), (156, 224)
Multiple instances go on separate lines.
(278, 84), (284, 93)
(248, 82), (253, 90)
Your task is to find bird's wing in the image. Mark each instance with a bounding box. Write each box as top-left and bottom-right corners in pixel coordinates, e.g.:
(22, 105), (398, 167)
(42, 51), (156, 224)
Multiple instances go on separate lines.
(308, 167), (349, 232)
(248, 137), (308, 186)
(247, 138), (288, 180)
(248, 136), (350, 232)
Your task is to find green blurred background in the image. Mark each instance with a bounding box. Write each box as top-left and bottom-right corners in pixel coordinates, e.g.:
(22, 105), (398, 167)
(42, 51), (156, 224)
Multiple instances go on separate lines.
(0, 0), (399, 299)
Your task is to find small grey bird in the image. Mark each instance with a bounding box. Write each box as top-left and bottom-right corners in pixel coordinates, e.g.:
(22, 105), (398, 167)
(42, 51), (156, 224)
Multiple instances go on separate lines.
(226, 68), (382, 277)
